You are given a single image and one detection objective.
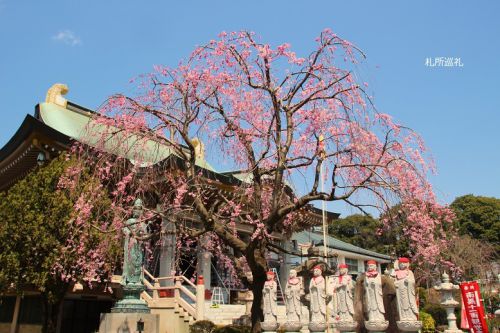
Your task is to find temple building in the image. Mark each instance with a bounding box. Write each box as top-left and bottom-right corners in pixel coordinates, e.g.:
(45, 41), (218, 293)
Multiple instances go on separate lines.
(0, 85), (391, 333)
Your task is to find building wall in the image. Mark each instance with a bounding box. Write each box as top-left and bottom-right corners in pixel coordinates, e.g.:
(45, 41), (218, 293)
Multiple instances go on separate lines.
(0, 323), (42, 333)
(0, 294), (114, 333)
(282, 245), (389, 283)
(0, 296), (42, 333)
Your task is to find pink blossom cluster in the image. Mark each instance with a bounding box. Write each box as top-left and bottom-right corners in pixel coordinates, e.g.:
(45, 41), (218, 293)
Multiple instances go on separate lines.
(61, 29), (456, 284)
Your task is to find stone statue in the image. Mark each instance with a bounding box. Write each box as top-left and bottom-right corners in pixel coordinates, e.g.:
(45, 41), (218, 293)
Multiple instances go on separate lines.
(394, 257), (418, 321)
(333, 264), (355, 321)
(122, 199), (148, 285)
(262, 271), (279, 331)
(364, 260), (388, 331)
(309, 265), (327, 324)
(394, 257), (422, 332)
(112, 198), (151, 313)
(285, 269), (304, 323)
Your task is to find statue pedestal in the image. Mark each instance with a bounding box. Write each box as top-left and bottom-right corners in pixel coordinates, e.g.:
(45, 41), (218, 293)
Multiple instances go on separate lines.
(283, 321), (303, 332)
(397, 320), (422, 332)
(364, 320), (389, 333)
(111, 284), (150, 313)
(99, 312), (159, 333)
(308, 321), (327, 333)
(335, 320), (358, 332)
(261, 320), (279, 333)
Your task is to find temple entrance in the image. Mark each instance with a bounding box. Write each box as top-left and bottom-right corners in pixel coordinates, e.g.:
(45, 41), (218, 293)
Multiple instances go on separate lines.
(60, 298), (113, 333)
(178, 240), (198, 280)
(179, 248), (197, 279)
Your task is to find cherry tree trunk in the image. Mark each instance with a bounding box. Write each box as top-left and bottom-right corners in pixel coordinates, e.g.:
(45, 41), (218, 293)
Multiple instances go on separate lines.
(41, 287), (66, 333)
(250, 274), (266, 333)
(41, 298), (60, 333)
(246, 246), (268, 333)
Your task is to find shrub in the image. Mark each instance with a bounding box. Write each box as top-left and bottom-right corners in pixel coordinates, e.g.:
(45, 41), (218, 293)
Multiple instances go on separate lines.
(486, 317), (500, 333)
(419, 311), (435, 333)
(417, 287), (428, 308)
(232, 315), (251, 327)
(423, 303), (448, 325)
(190, 320), (216, 333)
(213, 325), (251, 333)
(436, 325), (447, 332)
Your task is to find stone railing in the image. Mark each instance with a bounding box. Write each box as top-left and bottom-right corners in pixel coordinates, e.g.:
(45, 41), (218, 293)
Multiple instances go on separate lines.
(142, 268), (205, 321)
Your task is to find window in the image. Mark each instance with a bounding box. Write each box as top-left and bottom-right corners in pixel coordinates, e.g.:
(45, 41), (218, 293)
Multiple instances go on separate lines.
(0, 296), (43, 324)
(19, 296), (43, 324)
(328, 257), (338, 269)
(288, 255), (301, 266)
(0, 297), (16, 323)
(345, 258), (359, 273)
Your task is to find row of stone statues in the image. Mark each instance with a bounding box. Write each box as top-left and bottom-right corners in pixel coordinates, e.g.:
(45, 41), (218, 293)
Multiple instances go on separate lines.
(262, 258), (421, 333)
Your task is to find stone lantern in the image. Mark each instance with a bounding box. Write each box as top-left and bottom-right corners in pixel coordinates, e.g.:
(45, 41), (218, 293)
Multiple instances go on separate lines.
(434, 272), (463, 333)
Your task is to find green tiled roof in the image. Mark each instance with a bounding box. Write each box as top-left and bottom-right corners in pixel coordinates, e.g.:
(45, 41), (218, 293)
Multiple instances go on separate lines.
(39, 102), (216, 171)
(292, 230), (392, 261)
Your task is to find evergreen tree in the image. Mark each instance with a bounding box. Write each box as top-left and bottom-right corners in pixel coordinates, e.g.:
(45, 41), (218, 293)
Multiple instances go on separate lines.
(450, 194), (500, 254)
(0, 156), (118, 333)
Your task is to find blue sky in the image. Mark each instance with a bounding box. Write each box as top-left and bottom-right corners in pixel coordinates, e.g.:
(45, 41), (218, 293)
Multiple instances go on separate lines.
(0, 0), (498, 216)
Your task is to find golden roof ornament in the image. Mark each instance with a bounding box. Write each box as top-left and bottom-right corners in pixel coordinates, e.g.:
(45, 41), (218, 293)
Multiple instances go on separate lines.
(45, 83), (69, 108)
(190, 137), (205, 161)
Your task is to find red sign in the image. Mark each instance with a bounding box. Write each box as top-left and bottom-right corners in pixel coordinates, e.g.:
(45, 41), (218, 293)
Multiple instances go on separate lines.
(459, 281), (489, 333)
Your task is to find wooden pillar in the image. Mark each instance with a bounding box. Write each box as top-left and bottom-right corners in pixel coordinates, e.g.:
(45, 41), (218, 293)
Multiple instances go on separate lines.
(196, 276), (205, 321)
(197, 247), (211, 290)
(153, 279), (160, 299)
(10, 295), (21, 333)
(160, 215), (176, 287)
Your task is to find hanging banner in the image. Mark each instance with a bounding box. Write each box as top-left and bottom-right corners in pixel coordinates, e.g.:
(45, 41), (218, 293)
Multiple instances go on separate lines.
(460, 297), (470, 330)
(459, 281), (489, 333)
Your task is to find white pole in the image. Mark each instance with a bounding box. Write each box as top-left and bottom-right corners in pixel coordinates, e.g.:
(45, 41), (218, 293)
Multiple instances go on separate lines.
(321, 164), (328, 261)
(320, 161), (330, 333)
(319, 135), (329, 260)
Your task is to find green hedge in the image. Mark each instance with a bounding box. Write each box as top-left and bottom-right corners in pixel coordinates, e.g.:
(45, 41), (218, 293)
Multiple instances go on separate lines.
(190, 320), (216, 333)
(419, 311), (435, 333)
(213, 325), (251, 333)
(423, 303), (448, 326)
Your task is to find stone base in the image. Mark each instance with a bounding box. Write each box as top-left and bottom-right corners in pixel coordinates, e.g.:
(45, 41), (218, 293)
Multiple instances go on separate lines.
(111, 298), (150, 313)
(364, 320), (389, 332)
(99, 312), (159, 333)
(397, 320), (422, 332)
(283, 321), (303, 332)
(111, 284), (150, 313)
(308, 321), (327, 332)
(335, 320), (358, 332)
(261, 321), (279, 332)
